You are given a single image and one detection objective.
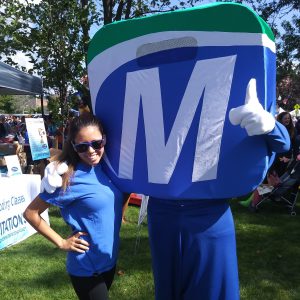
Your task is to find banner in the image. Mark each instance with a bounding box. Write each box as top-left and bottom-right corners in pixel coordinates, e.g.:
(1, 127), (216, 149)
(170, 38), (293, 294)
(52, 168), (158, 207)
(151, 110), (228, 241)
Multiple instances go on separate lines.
(5, 154), (22, 176)
(25, 118), (50, 161)
(88, 3), (276, 199)
(0, 174), (49, 250)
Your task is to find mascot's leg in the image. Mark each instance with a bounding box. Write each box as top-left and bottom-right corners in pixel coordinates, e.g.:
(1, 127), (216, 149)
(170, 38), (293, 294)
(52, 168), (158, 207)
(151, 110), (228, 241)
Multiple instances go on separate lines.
(147, 198), (182, 300)
(147, 198), (240, 300)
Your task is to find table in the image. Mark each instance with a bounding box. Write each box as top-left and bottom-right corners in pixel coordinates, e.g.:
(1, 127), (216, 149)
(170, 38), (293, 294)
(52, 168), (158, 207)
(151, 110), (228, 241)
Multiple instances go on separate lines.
(0, 174), (49, 250)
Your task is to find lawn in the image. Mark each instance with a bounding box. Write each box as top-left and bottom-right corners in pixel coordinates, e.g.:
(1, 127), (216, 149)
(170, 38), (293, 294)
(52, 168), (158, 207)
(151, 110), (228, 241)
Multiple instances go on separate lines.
(0, 199), (299, 300)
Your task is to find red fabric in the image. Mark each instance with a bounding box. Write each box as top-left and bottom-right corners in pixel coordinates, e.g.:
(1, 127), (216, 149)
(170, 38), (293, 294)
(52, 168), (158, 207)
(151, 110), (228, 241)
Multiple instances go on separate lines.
(251, 171), (281, 207)
(251, 189), (261, 206)
(267, 171), (281, 187)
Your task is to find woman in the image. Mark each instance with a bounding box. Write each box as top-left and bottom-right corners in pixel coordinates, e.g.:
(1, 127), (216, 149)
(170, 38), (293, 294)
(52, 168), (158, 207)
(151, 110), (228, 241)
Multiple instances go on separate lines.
(24, 113), (126, 300)
(271, 111), (296, 177)
(0, 115), (8, 138)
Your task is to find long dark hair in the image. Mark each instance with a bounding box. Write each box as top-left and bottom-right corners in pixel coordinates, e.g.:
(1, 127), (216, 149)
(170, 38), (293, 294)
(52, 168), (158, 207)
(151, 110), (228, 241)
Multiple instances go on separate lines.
(276, 111), (295, 139)
(57, 113), (105, 190)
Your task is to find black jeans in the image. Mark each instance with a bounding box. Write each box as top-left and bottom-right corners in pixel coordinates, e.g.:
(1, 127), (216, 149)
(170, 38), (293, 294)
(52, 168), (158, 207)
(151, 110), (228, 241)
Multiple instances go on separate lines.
(69, 266), (116, 300)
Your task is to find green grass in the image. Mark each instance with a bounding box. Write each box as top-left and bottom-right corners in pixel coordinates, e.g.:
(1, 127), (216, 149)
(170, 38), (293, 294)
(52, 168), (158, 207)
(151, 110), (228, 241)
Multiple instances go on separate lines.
(233, 199), (300, 300)
(0, 200), (299, 300)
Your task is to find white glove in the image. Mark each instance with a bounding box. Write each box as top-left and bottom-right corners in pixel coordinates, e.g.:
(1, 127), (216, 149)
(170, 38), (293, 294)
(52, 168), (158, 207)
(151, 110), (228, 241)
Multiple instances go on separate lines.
(40, 161), (68, 193)
(229, 79), (275, 136)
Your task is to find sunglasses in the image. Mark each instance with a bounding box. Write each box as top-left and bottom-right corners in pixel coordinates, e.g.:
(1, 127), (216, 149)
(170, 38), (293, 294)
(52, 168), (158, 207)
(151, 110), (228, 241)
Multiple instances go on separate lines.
(72, 137), (106, 153)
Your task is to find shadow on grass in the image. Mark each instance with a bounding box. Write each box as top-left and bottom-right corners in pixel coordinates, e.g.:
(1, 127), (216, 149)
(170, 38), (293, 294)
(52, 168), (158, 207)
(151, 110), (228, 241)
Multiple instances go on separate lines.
(3, 202), (298, 300)
(230, 200), (300, 300)
(1, 268), (77, 300)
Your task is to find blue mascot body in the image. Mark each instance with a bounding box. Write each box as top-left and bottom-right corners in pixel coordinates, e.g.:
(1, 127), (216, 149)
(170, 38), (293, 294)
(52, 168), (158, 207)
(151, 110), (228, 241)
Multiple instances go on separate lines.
(86, 4), (289, 299)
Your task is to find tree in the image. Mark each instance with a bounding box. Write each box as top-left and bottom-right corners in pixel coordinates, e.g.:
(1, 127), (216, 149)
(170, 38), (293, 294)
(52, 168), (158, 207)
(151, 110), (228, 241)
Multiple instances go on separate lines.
(94, 0), (300, 103)
(99, 0), (204, 24)
(0, 95), (16, 114)
(1, 0), (203, 109)
(1, 0), (100, 117)
(1, 0), (299, 109)
(221, 0), (300, 102)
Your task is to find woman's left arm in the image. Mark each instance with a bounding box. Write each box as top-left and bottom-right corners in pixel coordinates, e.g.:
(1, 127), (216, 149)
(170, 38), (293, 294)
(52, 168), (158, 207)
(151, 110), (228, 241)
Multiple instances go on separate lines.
(122, 193), (131, 223)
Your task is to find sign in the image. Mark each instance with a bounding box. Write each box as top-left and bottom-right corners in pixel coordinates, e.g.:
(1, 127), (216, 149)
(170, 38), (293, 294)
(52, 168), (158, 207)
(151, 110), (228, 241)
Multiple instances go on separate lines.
(88, 3), (276, 199)
(5, 155), (22, 176)
(25, 118), (50, 161)
(0, 174), (49, 250)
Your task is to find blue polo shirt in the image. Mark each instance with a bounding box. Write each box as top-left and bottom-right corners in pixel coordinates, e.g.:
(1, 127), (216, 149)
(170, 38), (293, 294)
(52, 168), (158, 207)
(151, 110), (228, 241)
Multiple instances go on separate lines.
(39, 162), (123, 276)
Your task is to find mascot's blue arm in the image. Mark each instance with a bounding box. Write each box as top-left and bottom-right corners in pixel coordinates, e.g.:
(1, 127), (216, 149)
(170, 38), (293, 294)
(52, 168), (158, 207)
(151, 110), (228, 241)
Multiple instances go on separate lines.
(265, 121), (291, 154)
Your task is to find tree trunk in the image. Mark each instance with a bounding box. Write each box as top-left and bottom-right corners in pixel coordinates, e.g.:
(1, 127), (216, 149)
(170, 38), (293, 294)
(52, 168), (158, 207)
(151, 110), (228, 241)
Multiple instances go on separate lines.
(115, 0), (124, 21)
(80, 0), (89, 68)
(125, 0), (132, 19)
(103, 0), (113, 24)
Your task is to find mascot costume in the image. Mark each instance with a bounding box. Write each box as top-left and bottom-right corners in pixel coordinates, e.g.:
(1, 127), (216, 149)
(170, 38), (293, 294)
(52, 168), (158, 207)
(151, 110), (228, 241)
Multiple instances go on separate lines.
(42, 3), (290, 299)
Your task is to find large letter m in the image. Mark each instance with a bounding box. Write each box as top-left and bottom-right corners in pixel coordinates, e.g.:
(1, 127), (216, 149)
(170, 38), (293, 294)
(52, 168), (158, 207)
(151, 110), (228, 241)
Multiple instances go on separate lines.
(114, 55), (236, 184)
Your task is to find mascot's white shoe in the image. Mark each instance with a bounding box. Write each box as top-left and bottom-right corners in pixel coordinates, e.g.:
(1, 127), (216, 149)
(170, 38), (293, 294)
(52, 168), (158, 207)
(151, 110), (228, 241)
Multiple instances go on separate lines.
(41, 161), (68, 193)
(229, 78), (275, 136)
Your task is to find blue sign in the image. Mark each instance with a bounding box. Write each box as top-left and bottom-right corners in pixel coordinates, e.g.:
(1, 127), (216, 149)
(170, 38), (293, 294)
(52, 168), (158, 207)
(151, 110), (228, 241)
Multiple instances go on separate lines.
(25, 118), (50, 161)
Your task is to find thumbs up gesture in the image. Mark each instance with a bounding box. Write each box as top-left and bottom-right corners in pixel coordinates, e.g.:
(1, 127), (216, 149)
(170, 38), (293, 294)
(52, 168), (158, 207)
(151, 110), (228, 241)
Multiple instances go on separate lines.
(229, 79), (275, 136)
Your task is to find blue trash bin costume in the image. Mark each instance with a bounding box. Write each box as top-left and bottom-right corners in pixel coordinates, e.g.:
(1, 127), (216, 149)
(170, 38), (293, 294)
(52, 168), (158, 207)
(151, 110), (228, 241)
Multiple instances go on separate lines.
(43, 3), (291, 299)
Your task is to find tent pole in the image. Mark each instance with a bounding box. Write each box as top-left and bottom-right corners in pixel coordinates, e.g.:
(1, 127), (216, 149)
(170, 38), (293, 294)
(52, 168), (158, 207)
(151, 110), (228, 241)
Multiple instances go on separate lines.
(41, 93), (45, 117)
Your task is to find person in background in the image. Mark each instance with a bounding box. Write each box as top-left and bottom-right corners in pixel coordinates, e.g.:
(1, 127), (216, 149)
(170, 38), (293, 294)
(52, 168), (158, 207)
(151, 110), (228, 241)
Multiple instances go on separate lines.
(45, 114), (59, 148)
(270, 111), (296, 177)
(12, 115), (19, 126)
(0, 115), (7, 138)
(294, 116), (300, 135)
(244, 110), (296, 211)
(78, 95), (91, 116)
(24, 113), (128, 300)
(0, 115), (12, 136)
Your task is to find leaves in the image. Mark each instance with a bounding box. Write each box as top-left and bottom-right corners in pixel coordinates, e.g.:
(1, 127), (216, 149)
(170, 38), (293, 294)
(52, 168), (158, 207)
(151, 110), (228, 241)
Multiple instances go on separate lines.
(1, 0), (299, 113)
(0, 95), (16, 114)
